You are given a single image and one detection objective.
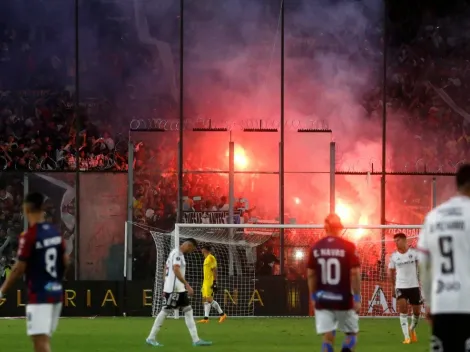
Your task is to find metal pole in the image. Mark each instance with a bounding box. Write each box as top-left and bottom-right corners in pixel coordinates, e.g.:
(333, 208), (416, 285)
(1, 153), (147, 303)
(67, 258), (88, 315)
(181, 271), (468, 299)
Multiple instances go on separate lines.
(74, 0), (81, 281)
(126, 142), (134, 279)
(228, 141), (235, 276)
(279, 0), (285, 277)
(379, 5), (388, 280)
(432, 177), (437, 208)
(23, 174), (29, 231)
(177, 140), (183, 223)
(329, 142), (336, 213)
(177, 0), (185, 223)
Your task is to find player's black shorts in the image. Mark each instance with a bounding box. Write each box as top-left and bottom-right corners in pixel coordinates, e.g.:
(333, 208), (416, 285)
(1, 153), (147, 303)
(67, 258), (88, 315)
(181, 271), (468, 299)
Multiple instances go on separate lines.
(395, 287), (422, 305)
(162, 292), (190, 309)
(432, 314), (470, 351)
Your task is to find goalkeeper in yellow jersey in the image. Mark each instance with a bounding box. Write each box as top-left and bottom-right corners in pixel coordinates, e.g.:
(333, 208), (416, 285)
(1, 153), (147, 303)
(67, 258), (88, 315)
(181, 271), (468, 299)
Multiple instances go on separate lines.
(198, 245), (227, 323)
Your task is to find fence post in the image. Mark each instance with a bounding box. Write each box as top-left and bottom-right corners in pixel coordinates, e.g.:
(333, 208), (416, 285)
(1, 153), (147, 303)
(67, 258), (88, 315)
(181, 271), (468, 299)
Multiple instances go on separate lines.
(126, 141), (134, 280)
(330, 142), (336, 214)
(23, 173), (29, 232)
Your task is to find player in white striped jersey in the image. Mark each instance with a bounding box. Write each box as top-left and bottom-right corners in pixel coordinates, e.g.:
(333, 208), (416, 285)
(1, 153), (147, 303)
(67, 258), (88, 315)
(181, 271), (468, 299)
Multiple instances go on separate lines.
(146, 238), (212, 347)
(417, 164), (470, 352)
(388, 233), (422, 344)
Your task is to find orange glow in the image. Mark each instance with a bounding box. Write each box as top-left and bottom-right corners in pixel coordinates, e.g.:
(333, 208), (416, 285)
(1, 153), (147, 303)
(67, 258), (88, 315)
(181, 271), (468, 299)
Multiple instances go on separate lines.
(226, 145), (249, 169)
(353, 215), (369, 239)
(335, 200), (354, 224)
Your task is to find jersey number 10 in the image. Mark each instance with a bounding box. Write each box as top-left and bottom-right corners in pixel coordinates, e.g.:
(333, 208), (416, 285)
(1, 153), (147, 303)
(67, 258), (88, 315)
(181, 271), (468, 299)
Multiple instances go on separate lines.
(318, 258), (341, 285)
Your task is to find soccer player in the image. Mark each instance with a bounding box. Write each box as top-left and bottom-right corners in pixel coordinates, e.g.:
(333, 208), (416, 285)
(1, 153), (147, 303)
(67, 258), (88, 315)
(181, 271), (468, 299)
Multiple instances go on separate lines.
(146, 238), (212, 347)
(0, 192), (68, 352)
(307, 213), (361, 352)
(388, 232), (421, 344)
(417, 163), (470, 351)
(198, 245), (227, 323)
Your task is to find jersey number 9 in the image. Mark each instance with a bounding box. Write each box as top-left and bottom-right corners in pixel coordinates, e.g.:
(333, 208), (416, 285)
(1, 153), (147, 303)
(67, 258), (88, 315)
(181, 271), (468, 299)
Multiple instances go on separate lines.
(438, 236), (454, 274)
(45, 247), (58, 278)
(318, 258), (341, 285)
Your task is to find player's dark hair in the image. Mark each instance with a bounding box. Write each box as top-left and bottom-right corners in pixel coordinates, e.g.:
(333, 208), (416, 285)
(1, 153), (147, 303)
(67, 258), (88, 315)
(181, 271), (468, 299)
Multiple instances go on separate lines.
(186, 238), (198, 247)
(393, 232), (406, 240)
(201, 244), (212, 251)
(24, 192), (45, 212)
(456, 163), (470, 190)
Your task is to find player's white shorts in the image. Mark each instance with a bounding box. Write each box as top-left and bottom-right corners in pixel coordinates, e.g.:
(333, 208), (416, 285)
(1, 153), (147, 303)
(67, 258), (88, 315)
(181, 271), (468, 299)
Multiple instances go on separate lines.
(315, 309), (359, 335)
(26, 303), (62, 336)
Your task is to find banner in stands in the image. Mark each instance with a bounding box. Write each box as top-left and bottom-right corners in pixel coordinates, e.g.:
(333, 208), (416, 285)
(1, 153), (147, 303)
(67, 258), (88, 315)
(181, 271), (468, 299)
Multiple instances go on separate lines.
(183, 211), (241, 224)
(78, 173), (127, 280)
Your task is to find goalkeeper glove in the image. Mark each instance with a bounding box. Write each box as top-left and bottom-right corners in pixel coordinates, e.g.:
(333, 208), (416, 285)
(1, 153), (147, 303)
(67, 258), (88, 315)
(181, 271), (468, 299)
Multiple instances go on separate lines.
(212, 281), (218, 293)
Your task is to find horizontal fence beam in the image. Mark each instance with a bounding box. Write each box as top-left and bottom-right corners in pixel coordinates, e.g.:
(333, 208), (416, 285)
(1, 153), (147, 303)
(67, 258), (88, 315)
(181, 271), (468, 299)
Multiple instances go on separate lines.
(0, 170), (455, 176)
(177, 223), (422, 229)
(335, 171), (456, 176)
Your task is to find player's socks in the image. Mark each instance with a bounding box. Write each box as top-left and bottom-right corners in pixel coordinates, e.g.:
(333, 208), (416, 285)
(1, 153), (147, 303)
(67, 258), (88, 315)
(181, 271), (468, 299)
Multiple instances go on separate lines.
(183, 306), (201, 344)
(410, 314), (419, 330)
(211, 301), (226, 322)
(341, 335), (357, 351)
(147, 309), (168, 341)
(399, 314), (410, 340)
(321, 342), (334, 352)
(211, 300), (223, 315)
(203, 302), (211, 319)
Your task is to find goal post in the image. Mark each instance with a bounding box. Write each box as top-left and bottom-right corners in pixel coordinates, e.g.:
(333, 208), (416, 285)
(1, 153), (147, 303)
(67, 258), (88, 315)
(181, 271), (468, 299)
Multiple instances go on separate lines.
(149, 223), (422, 318)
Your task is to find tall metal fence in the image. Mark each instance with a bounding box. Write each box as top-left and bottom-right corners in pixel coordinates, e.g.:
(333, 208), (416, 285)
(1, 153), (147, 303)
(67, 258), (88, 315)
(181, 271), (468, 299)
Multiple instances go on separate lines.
(0, 0), (467, 282)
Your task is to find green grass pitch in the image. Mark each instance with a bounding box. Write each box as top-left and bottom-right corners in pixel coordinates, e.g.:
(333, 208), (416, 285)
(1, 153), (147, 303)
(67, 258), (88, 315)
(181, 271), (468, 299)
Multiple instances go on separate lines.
(0, 317), (429, 351)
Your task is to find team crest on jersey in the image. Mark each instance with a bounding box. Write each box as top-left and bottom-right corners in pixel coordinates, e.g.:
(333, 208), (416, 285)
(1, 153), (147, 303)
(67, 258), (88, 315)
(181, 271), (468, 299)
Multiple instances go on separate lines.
(176, 257), (180, 260)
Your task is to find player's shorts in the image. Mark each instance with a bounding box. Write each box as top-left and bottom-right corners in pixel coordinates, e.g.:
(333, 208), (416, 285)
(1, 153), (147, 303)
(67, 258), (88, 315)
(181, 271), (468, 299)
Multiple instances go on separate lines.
(315, 309), (359, 335)
(162, 292), (190, 309)
(431, 314), (470, 351)
(26, 303), (62, 336)
(395, 287), (422, 305)
(201, 283), (214, 298)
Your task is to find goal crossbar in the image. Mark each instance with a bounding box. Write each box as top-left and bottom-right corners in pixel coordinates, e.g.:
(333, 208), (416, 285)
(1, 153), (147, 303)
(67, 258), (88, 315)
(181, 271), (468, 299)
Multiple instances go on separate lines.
(176, 224), (422, 229)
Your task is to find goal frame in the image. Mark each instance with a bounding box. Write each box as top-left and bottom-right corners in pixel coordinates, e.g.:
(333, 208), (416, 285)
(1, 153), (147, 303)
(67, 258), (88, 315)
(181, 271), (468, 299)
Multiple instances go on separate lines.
(174, 223), (423, 249)
(171, 223), (423, 318)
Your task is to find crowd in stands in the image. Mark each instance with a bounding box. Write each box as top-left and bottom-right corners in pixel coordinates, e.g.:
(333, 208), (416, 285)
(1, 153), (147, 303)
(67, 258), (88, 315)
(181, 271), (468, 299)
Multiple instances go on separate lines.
(376, 5), (470, 171)
(1, 0), (470, 279)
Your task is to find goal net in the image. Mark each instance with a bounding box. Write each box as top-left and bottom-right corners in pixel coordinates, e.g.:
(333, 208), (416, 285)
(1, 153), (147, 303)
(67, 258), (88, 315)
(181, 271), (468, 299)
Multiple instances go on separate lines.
(150, 224), (274, 317)
(150, 224), (422, 318)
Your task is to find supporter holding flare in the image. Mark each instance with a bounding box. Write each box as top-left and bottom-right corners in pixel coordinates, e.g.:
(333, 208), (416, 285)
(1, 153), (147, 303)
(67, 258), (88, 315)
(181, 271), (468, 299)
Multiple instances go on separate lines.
(307, 213), (361, 352)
